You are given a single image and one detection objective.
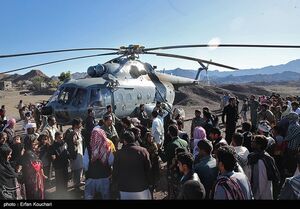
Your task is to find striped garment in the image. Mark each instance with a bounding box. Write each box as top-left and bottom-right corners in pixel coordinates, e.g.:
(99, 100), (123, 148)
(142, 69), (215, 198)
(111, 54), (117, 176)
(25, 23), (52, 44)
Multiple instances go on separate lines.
(90, 128), (111, 164)
(285, 123), (300, 151)
(212, 176), (246, 200)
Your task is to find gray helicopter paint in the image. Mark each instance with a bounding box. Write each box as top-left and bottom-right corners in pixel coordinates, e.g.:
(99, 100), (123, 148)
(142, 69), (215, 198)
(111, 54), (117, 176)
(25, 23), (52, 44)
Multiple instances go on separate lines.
(45, 59), (187, 125)
(113, 77), (157, 117)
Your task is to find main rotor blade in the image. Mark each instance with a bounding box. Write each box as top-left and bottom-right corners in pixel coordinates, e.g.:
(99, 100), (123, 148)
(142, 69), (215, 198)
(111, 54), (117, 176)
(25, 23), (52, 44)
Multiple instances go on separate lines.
(145, 44), (300, 51)
(0, 48), (119, 59)
(1, 52), (119, 74)
(144, 52), (238, 70)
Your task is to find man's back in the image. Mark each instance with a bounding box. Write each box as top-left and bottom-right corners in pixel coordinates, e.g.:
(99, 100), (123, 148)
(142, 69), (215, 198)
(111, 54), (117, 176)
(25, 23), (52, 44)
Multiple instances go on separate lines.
(213, 171), (253, 200)
(177, 172), (206, 200)
(194, 155), (218, 198)
(164, 137), (188, 165)
(249, 159), (273, 199)
(113, 143), (151, 192)
(151, 117), (164, 145)
(222, 104), (238, 124)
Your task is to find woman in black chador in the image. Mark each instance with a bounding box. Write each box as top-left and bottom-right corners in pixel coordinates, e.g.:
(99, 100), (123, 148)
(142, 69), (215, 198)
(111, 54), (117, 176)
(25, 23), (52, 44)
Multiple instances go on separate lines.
(0, 144), (21, 200)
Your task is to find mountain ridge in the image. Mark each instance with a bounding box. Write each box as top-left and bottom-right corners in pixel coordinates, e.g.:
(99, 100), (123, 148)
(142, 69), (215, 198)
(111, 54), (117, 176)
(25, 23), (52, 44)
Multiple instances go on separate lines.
(160, 59), (300, 83)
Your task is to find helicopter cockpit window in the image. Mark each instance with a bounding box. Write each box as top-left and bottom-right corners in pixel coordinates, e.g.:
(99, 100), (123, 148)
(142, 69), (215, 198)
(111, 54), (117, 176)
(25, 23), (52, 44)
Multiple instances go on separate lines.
(72, 88), (87, 107)
(90, 88), (102, 107)
(58, 87), (75, 104)
(101, 88), (111, 105)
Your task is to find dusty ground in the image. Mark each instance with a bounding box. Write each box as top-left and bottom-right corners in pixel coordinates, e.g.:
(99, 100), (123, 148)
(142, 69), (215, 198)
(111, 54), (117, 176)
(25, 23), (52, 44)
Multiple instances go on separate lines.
(0, 90), (50, 120)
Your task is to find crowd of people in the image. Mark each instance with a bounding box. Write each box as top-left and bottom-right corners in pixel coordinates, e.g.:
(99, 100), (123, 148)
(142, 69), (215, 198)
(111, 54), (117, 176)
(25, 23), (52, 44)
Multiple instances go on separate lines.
(0, 94), (300, 200)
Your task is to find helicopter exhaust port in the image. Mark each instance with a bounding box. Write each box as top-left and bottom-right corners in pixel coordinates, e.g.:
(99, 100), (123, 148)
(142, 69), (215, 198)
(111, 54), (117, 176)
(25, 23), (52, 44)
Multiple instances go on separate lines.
(87, 64), (107, 77)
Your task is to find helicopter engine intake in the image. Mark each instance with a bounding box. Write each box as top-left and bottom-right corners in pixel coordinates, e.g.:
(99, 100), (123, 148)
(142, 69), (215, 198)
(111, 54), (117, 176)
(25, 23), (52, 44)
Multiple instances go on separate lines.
(87, 64), (107, 77)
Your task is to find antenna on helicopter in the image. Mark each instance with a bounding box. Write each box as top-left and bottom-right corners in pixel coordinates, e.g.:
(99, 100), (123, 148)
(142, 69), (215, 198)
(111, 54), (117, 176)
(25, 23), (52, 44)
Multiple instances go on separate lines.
(195, 60), (212, 85)
(204, 61), (211, 85)
(195, 60), (210, 85)
(195, 61), (207, 80)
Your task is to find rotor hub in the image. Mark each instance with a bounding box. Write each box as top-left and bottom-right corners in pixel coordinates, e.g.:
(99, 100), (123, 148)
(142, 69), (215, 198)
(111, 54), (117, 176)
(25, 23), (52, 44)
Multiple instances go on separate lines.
(119, 45), (145, 56)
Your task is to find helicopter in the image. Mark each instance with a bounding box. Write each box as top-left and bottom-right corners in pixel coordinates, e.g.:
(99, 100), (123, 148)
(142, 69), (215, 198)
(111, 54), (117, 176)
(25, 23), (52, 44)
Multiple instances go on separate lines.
(1, 44), (300, 125)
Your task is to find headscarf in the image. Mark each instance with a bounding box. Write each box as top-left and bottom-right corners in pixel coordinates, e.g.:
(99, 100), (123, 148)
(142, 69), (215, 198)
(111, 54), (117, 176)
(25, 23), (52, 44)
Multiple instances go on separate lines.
(7, 118), (16, 127)
(258, 120), (271, 133)
(0, 144), (18, 200)
(193, 126), (207, 140)
(1, 118), (16, 133)
(90, 127), (111, 164)
(131, 117), (140, 126)
(193, 126), (207, 157)
(0, 144), (16, 178)
(24, 122), (36, 134)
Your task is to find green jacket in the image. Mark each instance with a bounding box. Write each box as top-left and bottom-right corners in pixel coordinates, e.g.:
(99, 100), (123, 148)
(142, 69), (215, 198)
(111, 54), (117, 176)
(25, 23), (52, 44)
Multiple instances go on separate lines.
(159, 136), (189, 166)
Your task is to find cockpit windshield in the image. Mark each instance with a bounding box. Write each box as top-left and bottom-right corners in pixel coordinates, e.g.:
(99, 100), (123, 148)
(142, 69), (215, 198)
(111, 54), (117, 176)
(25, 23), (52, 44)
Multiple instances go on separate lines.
(48, 89), (60, 103)
(58, 87), (76, 104)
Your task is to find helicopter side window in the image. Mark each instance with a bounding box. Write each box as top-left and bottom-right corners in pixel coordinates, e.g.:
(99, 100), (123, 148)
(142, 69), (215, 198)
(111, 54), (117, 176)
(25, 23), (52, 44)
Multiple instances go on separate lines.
(72, 88), (87, 107)
(137, 93), (142, 100)
(58, 87), (75, 104)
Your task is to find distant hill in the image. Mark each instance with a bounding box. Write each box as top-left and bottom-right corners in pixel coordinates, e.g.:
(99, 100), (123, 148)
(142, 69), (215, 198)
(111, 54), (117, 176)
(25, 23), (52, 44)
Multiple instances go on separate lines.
(0, 70), (88, 84)
(13, 70), (49, 83)
(174, 84), (271, 107)
(0, 70), (50, 84)
(214, 71), (300, 84)
(0, 73), (21, 82)
(210, 59), (300, 77)
(161, 59), (300, 83)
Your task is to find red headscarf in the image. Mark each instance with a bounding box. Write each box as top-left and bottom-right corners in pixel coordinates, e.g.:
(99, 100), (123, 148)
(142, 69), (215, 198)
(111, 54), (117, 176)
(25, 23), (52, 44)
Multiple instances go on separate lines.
(90, 127), (111, 164)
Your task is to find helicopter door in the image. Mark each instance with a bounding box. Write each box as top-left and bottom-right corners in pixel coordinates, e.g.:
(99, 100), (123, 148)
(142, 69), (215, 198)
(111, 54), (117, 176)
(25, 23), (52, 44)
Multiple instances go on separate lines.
(89, 87), (112, 119)
(113, 88), (134, 117)
(70, 88), (88, 118)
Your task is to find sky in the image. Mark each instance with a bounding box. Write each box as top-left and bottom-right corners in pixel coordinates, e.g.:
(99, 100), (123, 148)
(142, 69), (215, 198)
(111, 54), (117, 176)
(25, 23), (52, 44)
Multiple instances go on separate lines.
(1, 0), (300, 76)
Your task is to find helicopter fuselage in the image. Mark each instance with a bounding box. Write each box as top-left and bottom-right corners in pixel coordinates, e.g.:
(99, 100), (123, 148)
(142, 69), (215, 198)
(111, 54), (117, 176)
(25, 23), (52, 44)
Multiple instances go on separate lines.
(45, 76), (175, 125)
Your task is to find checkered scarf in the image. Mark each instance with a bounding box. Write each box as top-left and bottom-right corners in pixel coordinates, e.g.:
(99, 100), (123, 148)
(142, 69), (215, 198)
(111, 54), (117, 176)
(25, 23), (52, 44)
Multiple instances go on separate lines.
(90, 127), (111, 164)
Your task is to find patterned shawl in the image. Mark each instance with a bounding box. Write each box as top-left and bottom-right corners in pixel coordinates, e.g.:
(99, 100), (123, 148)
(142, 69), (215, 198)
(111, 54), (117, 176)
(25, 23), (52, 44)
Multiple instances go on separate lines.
(90, 127), (111, 164)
